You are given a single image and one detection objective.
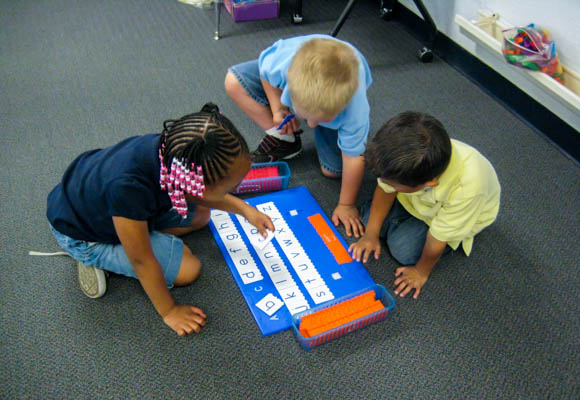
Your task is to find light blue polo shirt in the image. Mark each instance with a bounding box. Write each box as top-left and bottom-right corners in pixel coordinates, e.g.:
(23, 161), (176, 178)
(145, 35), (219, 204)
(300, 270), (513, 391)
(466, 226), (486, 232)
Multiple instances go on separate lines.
(258, 34), (373, 157)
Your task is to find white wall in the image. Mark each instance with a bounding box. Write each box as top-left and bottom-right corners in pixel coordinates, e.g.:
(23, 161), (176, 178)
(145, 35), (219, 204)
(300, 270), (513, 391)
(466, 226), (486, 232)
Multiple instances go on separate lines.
(399, 0), (580, 131)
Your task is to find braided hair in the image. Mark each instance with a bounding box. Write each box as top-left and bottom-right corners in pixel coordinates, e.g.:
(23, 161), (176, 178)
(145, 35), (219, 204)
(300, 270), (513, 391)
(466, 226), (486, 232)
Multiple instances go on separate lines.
(158, 103), (249, 217)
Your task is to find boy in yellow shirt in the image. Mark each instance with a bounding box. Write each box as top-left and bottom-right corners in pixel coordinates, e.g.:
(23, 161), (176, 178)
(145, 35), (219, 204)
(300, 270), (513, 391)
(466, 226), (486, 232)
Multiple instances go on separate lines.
(349, 111), (501, 299)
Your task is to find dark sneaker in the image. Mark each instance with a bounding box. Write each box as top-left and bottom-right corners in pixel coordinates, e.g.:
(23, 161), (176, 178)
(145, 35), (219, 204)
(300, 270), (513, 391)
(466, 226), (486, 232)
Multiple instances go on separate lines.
(77, 260), (107, 299)
(251, 131), (302, 162)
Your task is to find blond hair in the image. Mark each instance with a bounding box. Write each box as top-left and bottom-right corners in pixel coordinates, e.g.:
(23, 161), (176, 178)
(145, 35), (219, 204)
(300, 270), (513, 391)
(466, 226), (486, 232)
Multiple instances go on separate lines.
(287, 38), (359, 118)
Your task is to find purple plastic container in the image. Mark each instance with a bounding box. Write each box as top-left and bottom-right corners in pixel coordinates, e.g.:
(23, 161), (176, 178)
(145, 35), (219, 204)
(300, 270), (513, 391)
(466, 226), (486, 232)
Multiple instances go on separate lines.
(224, 0), (279, 22)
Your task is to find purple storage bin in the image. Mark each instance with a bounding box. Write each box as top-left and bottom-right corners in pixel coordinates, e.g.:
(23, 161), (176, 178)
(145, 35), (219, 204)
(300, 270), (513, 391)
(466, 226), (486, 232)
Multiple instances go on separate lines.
(224, 0), (279, 22)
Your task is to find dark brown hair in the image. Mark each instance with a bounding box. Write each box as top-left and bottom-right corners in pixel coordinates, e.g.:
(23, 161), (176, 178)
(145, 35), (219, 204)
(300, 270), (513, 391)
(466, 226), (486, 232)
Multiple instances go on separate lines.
(366, 111), (451, 187)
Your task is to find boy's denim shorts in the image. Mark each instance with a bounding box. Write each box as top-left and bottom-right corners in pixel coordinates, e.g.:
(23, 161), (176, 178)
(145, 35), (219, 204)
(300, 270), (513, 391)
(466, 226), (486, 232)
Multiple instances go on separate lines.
(49, 205), (196, 287)
(229, 59), (343, 175)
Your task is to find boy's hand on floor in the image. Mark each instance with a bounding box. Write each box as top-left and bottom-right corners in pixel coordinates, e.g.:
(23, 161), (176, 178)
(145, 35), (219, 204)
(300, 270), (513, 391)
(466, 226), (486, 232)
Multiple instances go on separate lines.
(332, 204), (364, 238)
(163, 305), (207, 337)
(348, 234), (381, 263)
(394, 267), (428, 299)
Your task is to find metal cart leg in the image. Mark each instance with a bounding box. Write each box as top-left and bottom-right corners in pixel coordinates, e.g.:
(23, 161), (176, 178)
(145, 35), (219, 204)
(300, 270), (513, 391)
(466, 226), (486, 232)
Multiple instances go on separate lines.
(380, 0), (395, 20)
(214, 0), (221, 40)
(330, 0), (358, 37)
(292, 0), (303, 24)
(332, 0), (438, 63)
(412, 0), (437, 62)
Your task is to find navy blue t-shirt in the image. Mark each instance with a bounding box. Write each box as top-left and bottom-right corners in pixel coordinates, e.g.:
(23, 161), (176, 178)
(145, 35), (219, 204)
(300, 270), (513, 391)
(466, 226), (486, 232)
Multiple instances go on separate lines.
(47, 134), (173, 244)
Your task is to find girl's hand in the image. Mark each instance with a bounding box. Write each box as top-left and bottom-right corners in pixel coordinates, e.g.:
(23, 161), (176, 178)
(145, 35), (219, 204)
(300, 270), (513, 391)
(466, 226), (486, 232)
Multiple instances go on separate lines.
(245, 208), (275, 237)
(272, 108), (300, 135)
(394, 267), (428, 299)
(163, 305), (207, 337)
(348, 234), (381, 263)
(332, 204), (365, 238)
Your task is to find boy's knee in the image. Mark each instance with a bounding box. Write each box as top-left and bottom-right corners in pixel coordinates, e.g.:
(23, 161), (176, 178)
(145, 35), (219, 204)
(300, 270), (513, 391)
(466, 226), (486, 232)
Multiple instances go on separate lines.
(359, 200), (372, 226)
(174, 246), (202, 286)
(320, 166), (341, 179)
(224, 71), (242, 98)
(386, 236), (421, 266)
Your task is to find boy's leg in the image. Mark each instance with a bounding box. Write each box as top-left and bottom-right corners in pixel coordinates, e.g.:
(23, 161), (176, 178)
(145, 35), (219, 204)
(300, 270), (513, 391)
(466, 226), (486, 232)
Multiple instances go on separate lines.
(360, 201), (452, 265)
(225, 60), (302, 162)
(224, 60), (274, 130)
(360, 198), (411, 239)
(360, 199), (428, 264)
(314, 126), (342, 178)
(385, 217), (430, 266)
(384, 209), (452, 265)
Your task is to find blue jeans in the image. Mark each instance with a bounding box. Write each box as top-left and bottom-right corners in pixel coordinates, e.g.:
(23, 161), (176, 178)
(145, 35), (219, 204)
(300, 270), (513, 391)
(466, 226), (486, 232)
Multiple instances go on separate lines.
(360, 199), (451, 265)
(229, 59), (343, 174)
(49, 205), (197, 287)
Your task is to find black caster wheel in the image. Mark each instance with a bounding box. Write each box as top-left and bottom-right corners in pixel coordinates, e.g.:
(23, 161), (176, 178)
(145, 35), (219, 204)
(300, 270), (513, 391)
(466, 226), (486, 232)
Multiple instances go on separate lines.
(418, 46), (434, 63)
(380, 7), (394, 20)
(292, 13), (303, 24)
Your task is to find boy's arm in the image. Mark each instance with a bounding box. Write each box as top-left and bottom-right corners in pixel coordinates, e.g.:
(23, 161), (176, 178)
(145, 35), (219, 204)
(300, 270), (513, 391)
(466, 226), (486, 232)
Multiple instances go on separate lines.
(348, 185), (396, 262)
(260, 79), (299, 134)
(194, 194), (275, 236)
(364, 184), (396, 238)
(396, 194), (486, 299)
(112, 216), (206, 336)
(261, 78), (284, 114)
(394, 232), (447, 299)
(332, 153), (365, 237)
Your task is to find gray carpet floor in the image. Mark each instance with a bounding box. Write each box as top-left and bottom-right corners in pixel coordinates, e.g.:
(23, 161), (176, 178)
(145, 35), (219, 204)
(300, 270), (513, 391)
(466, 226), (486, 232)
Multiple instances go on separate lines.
(1, 0), (579, 398)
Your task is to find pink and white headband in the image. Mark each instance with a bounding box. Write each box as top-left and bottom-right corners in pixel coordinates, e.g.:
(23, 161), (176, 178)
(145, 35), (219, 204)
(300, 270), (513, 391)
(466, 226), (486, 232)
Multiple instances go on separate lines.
(159, 147), (205, 218)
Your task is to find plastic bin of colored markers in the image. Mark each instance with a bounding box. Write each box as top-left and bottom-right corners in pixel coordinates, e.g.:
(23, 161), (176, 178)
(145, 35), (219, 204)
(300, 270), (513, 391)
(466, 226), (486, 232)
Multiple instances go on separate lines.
(291, 284), (395, 350)
(233, 161), (290, 194)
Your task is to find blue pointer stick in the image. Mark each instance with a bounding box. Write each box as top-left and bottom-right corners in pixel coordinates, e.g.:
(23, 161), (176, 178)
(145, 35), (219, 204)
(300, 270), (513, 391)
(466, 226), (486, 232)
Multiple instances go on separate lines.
(277, 114), (295, 130)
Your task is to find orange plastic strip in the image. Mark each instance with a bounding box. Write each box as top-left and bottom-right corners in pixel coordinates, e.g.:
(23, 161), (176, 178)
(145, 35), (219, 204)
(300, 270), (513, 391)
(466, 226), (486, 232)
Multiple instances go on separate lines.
(307, 301), (384, 337)
(299, 291), (377, 337)
(299, 291), (375, 335)
(307, 213), (353, 264)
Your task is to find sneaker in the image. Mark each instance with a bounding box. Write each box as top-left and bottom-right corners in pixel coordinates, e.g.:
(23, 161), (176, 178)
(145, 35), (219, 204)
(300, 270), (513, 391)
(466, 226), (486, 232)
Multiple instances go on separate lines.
(77, 260), (107, 299)
(251, 131), (302, 162)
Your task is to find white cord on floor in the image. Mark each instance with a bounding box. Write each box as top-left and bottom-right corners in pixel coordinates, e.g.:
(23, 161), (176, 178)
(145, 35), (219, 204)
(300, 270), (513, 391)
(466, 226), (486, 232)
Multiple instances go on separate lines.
(28, 251), (71, 257)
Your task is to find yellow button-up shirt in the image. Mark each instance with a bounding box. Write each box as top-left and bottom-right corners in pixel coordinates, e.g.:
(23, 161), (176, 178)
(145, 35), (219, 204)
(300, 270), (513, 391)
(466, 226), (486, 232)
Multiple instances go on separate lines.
(377, 139), (501, 255)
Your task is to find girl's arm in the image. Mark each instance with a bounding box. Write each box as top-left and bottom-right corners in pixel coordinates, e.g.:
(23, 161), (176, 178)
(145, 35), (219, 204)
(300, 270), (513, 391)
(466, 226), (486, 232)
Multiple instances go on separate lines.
(193, 194), (275, 236)
(112, 216), (206, 336)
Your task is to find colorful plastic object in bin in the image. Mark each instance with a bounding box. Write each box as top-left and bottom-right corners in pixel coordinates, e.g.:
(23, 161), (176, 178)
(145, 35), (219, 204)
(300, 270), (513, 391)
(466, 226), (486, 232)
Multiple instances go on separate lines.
(291, 284), (395, 350)
(233, 161), (290, 194)
(224, 0), (279, 22)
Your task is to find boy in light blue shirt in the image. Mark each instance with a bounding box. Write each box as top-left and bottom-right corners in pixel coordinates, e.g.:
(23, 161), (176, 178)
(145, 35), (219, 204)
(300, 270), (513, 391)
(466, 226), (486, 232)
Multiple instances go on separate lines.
(225, 34), (373, 236)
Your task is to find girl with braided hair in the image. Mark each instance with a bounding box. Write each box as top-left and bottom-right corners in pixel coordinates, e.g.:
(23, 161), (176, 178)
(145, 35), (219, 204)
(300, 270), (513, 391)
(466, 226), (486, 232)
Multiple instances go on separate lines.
(47, 103), (274, 336)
